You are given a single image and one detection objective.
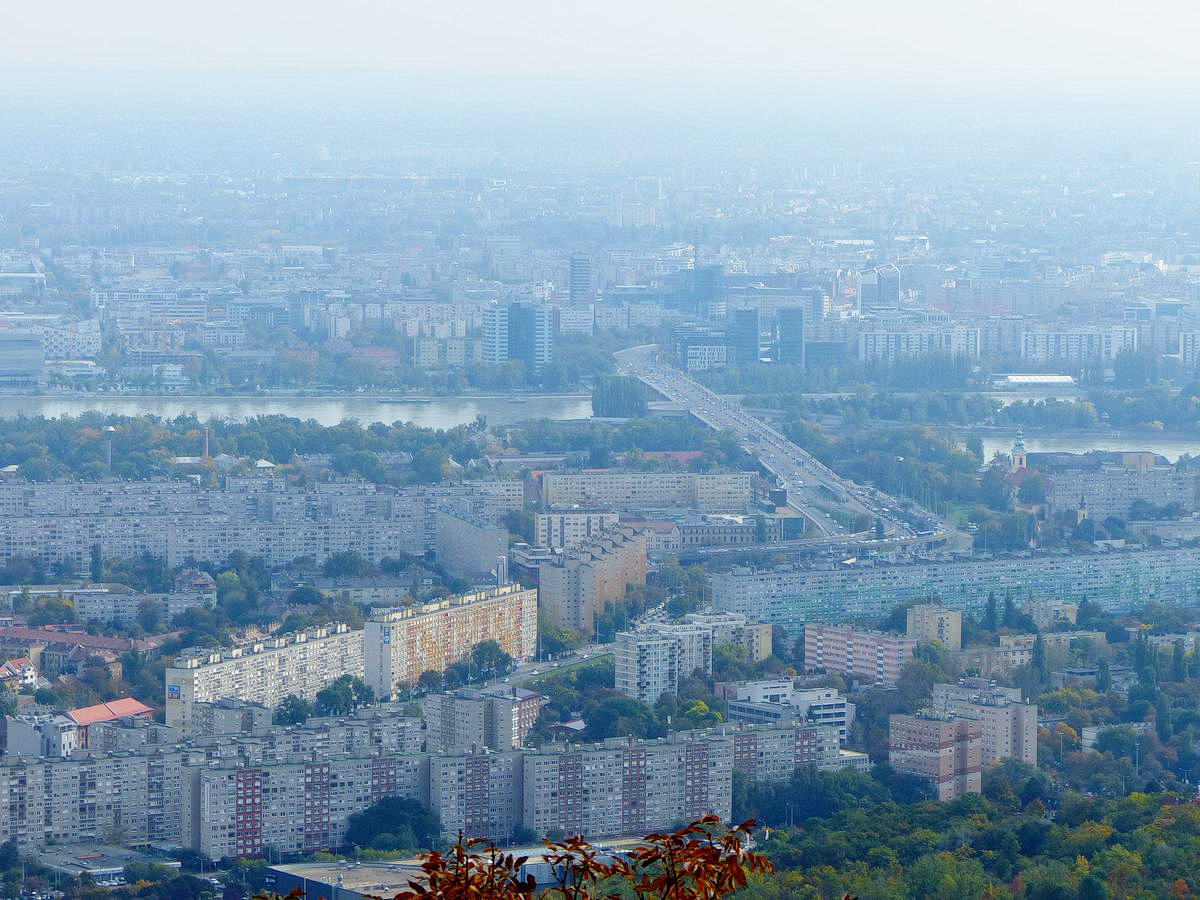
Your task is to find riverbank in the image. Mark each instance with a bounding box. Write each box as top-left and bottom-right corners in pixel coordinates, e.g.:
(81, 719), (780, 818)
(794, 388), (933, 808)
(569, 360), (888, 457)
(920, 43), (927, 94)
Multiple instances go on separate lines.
(0, 394), (595, 429)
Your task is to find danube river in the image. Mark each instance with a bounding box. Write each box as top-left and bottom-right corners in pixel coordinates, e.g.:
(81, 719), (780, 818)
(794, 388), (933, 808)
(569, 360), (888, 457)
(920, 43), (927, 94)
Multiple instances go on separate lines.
(0, 394), (594, 429)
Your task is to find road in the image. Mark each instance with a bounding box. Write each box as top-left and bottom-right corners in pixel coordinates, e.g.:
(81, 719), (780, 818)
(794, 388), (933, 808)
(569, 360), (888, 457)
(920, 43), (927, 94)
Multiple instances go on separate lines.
(615, 345), (948, 543)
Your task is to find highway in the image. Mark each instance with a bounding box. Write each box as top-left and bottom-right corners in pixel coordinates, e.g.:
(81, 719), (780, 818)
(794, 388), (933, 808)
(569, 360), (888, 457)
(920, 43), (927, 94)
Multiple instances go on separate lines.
(615, 345), (947, 543)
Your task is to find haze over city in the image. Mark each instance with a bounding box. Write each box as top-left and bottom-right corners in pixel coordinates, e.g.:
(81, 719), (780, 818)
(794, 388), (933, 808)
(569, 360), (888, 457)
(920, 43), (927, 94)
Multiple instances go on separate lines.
(2, 3), (1200, 899)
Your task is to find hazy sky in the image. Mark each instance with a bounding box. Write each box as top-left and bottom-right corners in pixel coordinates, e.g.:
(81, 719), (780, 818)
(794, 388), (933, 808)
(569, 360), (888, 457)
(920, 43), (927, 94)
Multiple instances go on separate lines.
(2, 0), (1197, 96)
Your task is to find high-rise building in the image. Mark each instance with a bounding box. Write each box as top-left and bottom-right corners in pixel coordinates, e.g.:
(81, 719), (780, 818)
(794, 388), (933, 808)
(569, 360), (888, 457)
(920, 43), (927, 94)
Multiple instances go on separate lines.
(423, 685), (543, 752)
(727, 307), (761, 364)
(889, 714), (982, 801)
(568, 254), (593, 305)
(535, 525), (646, 635)
(875, 264), (901, 306)
(482, 302), (554, 376)
(776, 307), (806, 367)
(363, 583), (538, 698)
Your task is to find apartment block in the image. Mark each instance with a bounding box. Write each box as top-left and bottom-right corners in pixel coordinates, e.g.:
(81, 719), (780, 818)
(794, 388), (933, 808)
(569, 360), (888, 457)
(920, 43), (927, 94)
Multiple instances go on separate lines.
(711, 547), (1200, 632)
(175, 699), (274, 737)
(681, 612), (773, 661)
(614, 617), (762, 703)
(803, 624), (918, 685)
(536, 526), (646, 635)
(165, 623), (364, 731)
(0, 749), (185, 849)
(423, 686), (542, 752)
(929, 682), (1038, 766)
(906, 603), (963, 650)
(433, 508), (508, 577)
(428, 752), (523, 841)
(363, 584), (537, 698)
(889, 715), (982, 801)
(1045, 464), (1197, 520)
(534, 510), (620, 549)
(614, 630), (687, 704)
(521, 733), (733, 840)
(0, 478), (518, 571)
(1020, 326), (1138, 361)
(540, 472), (752, 512)
(183, 753), (427, 859)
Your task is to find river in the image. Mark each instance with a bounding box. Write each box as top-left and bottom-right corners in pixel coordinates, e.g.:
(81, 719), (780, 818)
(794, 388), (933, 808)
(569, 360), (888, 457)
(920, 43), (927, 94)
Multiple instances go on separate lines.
(0, 394), (594, 429)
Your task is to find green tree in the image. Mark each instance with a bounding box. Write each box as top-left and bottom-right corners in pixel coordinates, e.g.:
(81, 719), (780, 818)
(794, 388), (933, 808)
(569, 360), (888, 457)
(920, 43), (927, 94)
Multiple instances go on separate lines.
(344, 796), (441, 852)
(315, 675), (374, 716)
(274, 694), (314, 725)
(470, 640), (514, 680)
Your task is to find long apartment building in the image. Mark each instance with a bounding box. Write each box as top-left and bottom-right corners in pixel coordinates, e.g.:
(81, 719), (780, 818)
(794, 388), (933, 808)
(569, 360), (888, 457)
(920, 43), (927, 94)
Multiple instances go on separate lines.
(363, 583), (538, 698)
(0, 719), (848, 854)
(540, 471), (752, 512)
(165, 623), (363, 731)
(803, 624), (918, 685)
(1044, 462), (1197, 519)
(712, 546), (1200, 632)
(536, 526), (646, 636)
(0, 478), (515, 569)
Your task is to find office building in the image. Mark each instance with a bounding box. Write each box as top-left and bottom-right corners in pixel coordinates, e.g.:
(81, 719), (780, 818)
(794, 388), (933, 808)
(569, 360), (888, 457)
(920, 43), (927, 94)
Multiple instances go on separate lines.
(363, 583), (538, 697)
(726, 307), (761, 364)
(568, 254), (593, 305)
(0, 331), (44, 386)
(776, 306), (805, 366)
(875, 264), (900, 306)
(802, 624), (918, 685)
(906, 603), (963, 650)
(929, 682), (1038, 766)
(164, 623), (363, 731)
(719, 682), (854, 743)
(889, 715), (982, 801)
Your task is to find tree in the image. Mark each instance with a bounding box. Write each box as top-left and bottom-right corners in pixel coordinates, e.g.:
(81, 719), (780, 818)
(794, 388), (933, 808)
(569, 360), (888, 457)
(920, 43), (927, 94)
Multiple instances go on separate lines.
(322, 551), (373, 578)
(89, 544), (103, 582)
(315, 675), (374, 716)
(469, 640), (514, 680)
(274, 694), (314, 726)
(417, 669), (444, 693)
(983, 591), (998, 632)
(344, 796), (441, 852)
(286, 586), (326, 605)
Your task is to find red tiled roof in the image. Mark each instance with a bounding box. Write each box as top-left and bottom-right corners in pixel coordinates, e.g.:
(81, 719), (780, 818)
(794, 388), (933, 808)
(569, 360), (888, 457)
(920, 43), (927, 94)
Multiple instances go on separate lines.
(0, 627), (132, 651)
(67, 698), (155, 727)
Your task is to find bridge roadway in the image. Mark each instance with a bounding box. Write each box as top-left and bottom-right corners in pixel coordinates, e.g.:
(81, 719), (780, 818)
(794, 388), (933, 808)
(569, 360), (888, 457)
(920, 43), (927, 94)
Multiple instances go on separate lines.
(614, 345), (948, 544)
